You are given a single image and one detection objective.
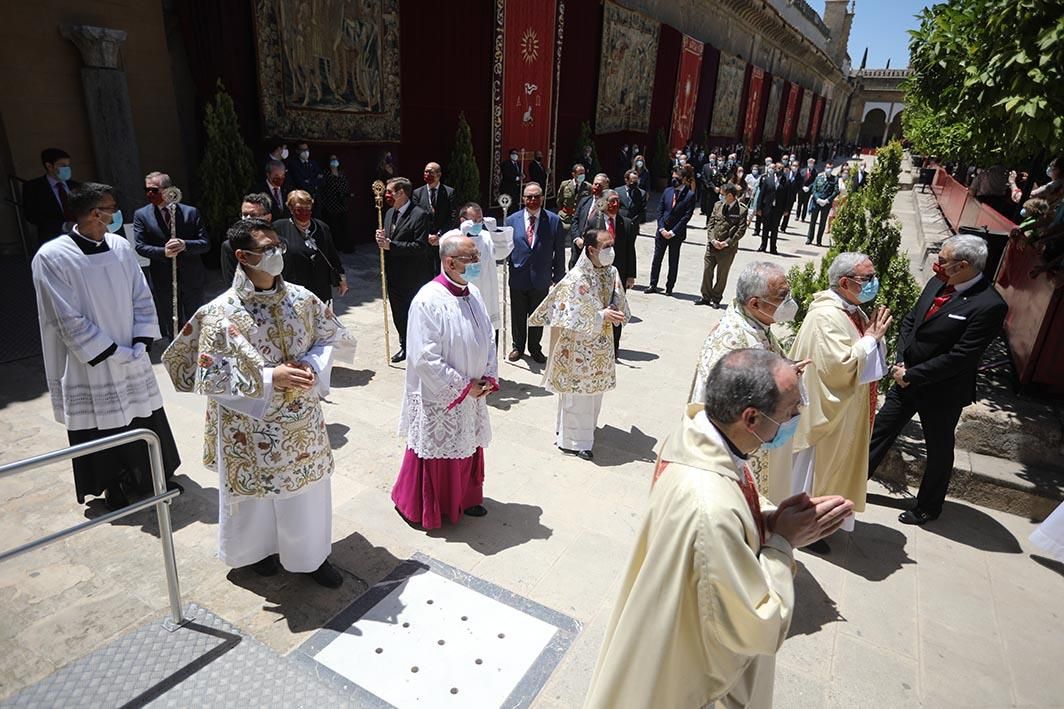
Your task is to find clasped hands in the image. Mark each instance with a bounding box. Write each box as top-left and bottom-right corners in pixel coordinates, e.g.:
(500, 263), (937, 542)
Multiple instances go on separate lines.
(658, 228), (675, 239)
(164, 238), (186, 257)
(274, 361), (316, 391)
(468, 378), (493, 399)
(767, 493), (854, 549)
(600, 306), (625, 325)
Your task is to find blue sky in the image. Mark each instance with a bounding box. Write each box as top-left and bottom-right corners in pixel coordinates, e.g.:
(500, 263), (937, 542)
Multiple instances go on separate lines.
(844, 0), (931, 69)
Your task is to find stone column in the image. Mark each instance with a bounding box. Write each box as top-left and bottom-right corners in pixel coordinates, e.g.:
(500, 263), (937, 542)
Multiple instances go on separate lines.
(60, 25), (143, 219)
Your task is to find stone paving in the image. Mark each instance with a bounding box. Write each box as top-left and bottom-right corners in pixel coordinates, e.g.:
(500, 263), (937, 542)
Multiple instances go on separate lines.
(1, 184), (1062, 708)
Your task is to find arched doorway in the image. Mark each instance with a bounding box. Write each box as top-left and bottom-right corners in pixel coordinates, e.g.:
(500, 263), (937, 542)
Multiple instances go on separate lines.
(859, 108), (887, 148)
(887, 110), (904, 142)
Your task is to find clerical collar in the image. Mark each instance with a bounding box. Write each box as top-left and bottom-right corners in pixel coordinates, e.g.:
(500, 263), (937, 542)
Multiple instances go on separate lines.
(826, 287), (860, 313)
(69, 225), (109, 252)
(694, 410), (750, 470)
(434, 272), (469, 297)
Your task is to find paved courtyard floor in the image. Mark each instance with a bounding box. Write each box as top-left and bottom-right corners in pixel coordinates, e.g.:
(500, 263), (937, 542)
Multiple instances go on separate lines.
(1, 188), (1061, 707)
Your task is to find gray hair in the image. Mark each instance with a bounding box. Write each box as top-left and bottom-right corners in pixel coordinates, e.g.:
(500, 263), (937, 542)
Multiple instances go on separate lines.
(440, 235), (468, 259)
(593, 173), (610, 185)
(597, 188), (618, 211)
(145, 171), (173, 187)
(736, 261), (786, 303)
(828, 252), (871, 287)
(942, 234), (988, 271)
(704, 349), (787, 421)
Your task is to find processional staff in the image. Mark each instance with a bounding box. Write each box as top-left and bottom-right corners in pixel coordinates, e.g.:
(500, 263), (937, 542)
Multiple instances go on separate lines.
(161, 186), (183, 338)
(372, 180), (392, 366)
(497, 192), (512, 354)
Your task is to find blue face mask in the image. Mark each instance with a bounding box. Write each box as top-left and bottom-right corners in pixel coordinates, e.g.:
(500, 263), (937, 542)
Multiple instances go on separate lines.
(463, 263), (482, 280)
(1020, 208), (1028, 218)
(103, 209), (124, 233)
(329, 160), (339, 168)
(468, 222), (484, 235)
(756, 412), (801, 450)
(57, 165), (72, 182)
(857, 276), (880, 303)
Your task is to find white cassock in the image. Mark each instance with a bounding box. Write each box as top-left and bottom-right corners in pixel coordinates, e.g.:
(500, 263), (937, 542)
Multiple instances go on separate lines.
(163, 269), (354, 572)
(1031, 502), (1064, 563)
(440, 217), (514, 330)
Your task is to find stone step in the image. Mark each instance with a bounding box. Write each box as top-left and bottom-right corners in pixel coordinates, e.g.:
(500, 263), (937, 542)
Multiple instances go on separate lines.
(875, 442), (1064, 522)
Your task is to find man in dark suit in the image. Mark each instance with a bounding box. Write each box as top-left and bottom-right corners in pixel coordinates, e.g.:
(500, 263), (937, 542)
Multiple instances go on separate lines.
(779, 160), (801, 233)
(376, 177), (433, 362)
(600, 190), (637, 353)
(261, 160), (292, 221)
(529, 151), (549, 190)
(221, 193), (273, 284)
(412, 162), (457, 273)
(570, 173), (609, 267)
(22, 147), (81, 247)
(133, 171), (210, 339)
(647, 166), (697, 295)
(501, 148), (523, 203)
(796, 158), (817, 222)
(868, 235), (1009, 525)
(617, 170), (647, 227)
(287, 141), (323, 197)
(753, 163), (791, 254)
(505, 181), (564, 363)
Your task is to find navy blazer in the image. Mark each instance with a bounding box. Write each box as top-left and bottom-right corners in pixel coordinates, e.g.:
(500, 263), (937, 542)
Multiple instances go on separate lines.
(895, 276), (1008, 408)
(506, 208), (565, 291)
(133, 202), (210, 285)
(657, 185), (697, 242)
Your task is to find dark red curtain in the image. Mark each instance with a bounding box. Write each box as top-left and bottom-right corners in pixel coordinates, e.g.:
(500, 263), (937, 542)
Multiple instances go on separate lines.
(692, 44), (719, 144)
(647, 24), (682, 170)
(556, 0), (603, 185)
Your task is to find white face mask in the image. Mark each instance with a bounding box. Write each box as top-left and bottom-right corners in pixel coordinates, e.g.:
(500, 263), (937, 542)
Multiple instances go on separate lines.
(280, 147), (289, 160)
(299, 150), (310, 161)
(766, 295), (798, 323)
(251, 247), (285, 276)
(596, 246), (615, 266)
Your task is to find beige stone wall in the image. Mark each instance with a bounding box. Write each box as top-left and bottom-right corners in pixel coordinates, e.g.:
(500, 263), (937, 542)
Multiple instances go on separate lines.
(0, 1), (184, 252)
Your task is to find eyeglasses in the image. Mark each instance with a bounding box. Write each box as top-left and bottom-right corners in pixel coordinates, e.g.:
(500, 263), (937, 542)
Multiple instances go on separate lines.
(452, 255), (480, 264)
(247, 241), (286, 254)
(144, 187), (160, 194)
(524, 194), (543, 200)
(848, 274), (876, 283)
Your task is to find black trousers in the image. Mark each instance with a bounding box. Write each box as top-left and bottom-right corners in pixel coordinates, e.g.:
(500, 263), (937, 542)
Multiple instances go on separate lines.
(149, 267), (204, 339)
(868, 386), (964, 516)
(510, 286), (548, 354)
(779, 201), (794, 231)
(759, 207), (784, 252)
(650, 235), (683, 290)
(387, 283), (419, 350)
(612, 282), (628, 352)
(796, 192), (810, 220)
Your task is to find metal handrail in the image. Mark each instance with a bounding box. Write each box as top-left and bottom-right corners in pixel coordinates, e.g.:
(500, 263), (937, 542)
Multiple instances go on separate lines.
(0, 428), (187, 630)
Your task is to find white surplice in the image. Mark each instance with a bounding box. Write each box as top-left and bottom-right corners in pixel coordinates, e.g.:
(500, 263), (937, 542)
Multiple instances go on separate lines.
(440, 217), (514, 330)
(399, 277), (497, 460)
(32, 229), (163, 431)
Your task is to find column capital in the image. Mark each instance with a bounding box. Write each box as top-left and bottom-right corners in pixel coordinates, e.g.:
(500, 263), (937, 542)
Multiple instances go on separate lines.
(60, 24), (128, 69)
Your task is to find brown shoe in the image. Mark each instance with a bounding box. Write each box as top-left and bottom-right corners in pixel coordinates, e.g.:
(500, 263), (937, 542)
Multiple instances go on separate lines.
(507, 349), (522, 362)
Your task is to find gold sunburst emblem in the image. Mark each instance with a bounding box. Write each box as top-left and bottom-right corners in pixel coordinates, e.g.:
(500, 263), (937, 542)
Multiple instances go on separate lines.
(520, 27), (539, 63)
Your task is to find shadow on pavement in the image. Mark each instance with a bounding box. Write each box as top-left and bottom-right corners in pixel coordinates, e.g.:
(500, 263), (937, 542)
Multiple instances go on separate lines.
(425, 498), (552, 555)
(593, 424), (658, 467)
(329, 367), (375, 388)
(84, 474), (219, 535)
(813, 521), (915, 582)
(1030, 554), (1064, 577)
(920, 501), (1022, 554)
(617, 348), (659, 362)
(327, 422), (350, 449)
(225, 530), (401, 633)
(788, 561), (844, 637)
(488, 376), (550, 412)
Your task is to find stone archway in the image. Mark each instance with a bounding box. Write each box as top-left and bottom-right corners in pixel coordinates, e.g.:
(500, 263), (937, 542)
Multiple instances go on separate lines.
(859, 108), (887, 148)
(887, 110), (904, 141)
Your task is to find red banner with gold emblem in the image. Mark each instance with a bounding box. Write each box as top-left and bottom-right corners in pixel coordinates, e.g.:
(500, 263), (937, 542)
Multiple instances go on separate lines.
(743, 66), (765, 145)
(669, 36), (703, 150)
(810, 95), (825, 144)
(502, 0), (557, 161)
(782, 83), (800, 144)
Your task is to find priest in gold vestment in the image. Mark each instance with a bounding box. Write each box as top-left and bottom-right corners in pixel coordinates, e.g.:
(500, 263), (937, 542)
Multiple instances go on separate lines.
(585, 349), (852, 708)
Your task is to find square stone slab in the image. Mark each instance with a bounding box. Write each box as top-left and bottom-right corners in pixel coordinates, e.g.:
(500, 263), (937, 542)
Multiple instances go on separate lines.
(296, 553), (580, 708)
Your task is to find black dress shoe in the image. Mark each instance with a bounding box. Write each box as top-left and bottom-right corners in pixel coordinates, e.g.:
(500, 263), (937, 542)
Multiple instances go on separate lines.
(770, 250), (780, 256)
(310, 560), (343, 588)
(391, 349), (406, 363)
(166, 480), (184, 494)
(559, 447), (593, 460)
(756, 247), (766, 252)
(694, 298), (712, 306)
(104, 486), (129, 511)
(249, 555), (279, 576)
(803, 539), (831, 554)
(464, 504), (487, 517)
(645, 286), (661, 294)
(530, 350), (547, 364)
(665, 289), (673, 296)
(899, 508), (939, 526)
(805, 239), (813, 245)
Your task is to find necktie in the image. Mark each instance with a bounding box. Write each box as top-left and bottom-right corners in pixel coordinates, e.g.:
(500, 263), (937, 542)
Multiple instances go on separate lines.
(925, 285), (956, 320)
(607, 217), (615, 236)
(391, 208), (399, 230)
(430, 187), (437, 212)
(56, 182), (71, 220)
(526, 214), (536, 246)
(671, 189), (678, 209)
(273, 187), (281, 207)
(158, 206), (172, 232)
(738, 465), (766, 545)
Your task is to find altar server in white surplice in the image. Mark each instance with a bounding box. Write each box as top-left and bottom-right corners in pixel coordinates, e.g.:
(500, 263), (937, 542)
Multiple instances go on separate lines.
(439, 202), (514, 338)
(32, 182), (181, 511)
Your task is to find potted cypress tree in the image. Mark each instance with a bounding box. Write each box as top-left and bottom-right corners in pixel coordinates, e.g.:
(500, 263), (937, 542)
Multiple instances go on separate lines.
(448, 112), (481, 208)
(197, 79), (255, 245)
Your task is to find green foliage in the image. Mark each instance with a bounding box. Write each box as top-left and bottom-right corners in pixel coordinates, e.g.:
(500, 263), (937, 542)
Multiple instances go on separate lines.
(572, 121), (599, 173)
(904, 0), (1064, 162)
(197, 80), (255, 242)
(652, 128), (671, 180)
(787, 142), (920, 386)
(447, 112), (480, 207)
